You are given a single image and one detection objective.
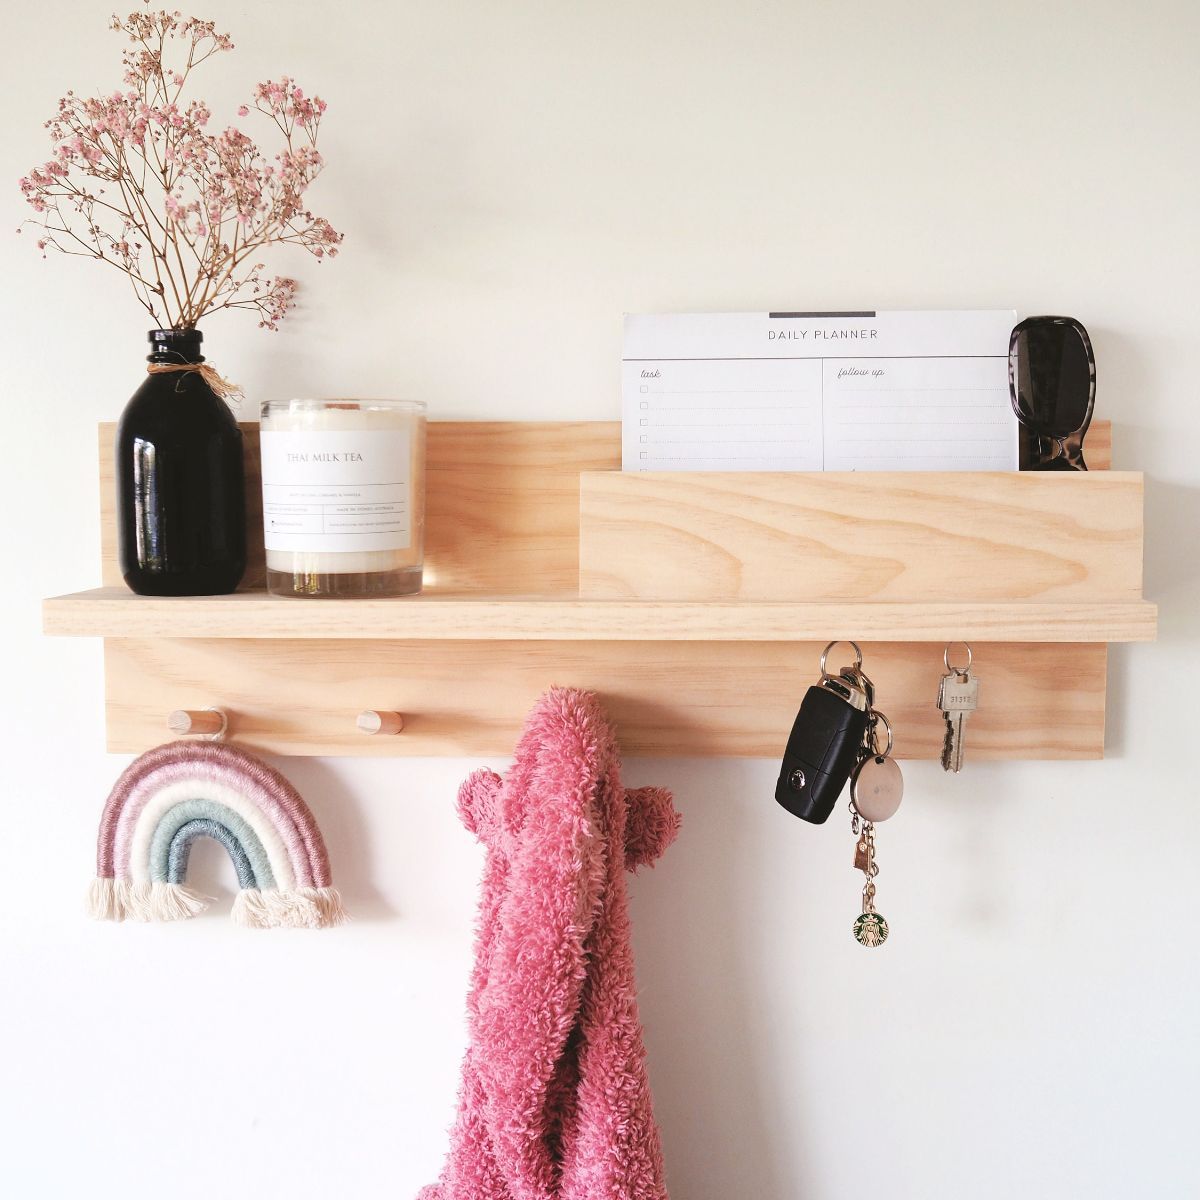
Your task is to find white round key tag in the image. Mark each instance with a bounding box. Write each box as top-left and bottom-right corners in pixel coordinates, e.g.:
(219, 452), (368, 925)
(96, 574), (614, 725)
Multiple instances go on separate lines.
(850, 754), (904, 823)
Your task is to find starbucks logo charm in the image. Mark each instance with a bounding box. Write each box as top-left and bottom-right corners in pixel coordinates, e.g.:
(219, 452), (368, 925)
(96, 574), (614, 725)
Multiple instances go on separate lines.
(853, 910), (889, 948)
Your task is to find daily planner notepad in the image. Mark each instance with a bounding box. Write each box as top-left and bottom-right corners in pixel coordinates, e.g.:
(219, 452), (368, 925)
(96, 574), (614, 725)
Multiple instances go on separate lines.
(621, 310), (1018, 471)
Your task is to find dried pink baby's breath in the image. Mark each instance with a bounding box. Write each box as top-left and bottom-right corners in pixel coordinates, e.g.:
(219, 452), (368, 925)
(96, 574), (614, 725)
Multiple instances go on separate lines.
(17, 8), (342, 330)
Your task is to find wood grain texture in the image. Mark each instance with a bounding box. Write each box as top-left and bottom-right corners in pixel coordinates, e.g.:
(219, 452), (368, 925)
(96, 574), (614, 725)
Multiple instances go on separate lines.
(102, 637), (1108, 760)
(580, 470), (1143, 602)
(1089, 421), (1112, 470)
(100, 420), (620, 593)
(66, 416), (1141, 759)
(95, 418), (1109, 590)
(43, 587), (1157, 642)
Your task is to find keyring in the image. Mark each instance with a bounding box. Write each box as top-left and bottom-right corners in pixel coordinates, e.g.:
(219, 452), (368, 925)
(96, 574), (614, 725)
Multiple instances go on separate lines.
(943, 641), (973, 677)
(820, 640), (863, 682)
(869, 710), (894, 759)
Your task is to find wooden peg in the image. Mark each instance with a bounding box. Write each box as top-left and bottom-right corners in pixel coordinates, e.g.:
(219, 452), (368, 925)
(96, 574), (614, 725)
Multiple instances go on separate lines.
(168, 707), (227, 738)
(357, 710), (405, 736)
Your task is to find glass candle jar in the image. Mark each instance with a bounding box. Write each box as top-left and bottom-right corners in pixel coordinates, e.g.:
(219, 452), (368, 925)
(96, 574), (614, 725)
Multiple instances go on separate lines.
(260, 399), (426, 597)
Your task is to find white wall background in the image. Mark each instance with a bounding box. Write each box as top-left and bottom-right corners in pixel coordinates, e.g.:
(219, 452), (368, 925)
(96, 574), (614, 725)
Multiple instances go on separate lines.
(1, 2), (1197, 1197)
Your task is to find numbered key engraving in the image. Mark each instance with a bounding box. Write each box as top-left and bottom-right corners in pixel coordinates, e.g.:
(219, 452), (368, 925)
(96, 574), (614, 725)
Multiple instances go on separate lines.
(937, 671), (979, 773)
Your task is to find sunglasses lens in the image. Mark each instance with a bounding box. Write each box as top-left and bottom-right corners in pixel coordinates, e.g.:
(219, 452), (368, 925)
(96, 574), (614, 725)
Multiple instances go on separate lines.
(1011, 321), (1093, 437)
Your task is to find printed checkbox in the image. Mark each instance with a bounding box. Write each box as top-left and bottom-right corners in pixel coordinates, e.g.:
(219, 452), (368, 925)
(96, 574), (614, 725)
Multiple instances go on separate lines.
(639, 401), (648, 410)
(640, 435), (648, 443)
(640, 418), (648, 426)
(640, 451), (648, 459)
(639, 385), (649, 393)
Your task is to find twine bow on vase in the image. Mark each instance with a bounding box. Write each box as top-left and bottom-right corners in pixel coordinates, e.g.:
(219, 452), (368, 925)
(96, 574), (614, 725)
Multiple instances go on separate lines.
(146, 361), (245, 408)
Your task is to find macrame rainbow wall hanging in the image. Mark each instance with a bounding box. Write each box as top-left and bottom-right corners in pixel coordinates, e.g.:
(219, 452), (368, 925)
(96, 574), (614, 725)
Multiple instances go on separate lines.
(88, 741), (346, 929)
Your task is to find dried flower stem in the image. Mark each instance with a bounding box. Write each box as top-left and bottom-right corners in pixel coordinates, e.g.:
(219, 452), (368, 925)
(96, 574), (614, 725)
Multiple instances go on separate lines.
(18, 8), (342, 330)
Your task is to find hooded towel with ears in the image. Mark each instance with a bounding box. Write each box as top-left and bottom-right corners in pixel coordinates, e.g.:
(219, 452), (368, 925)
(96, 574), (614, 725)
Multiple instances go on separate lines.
(419, 687), (681, 1200)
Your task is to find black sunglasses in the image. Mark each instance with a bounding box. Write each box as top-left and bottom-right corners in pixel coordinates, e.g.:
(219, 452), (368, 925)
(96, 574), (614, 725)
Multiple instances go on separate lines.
(1008, 316), (1095, 471)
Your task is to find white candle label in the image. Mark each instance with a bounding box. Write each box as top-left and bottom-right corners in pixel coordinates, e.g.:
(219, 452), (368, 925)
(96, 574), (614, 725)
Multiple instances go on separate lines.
(260, 429), (412, 553)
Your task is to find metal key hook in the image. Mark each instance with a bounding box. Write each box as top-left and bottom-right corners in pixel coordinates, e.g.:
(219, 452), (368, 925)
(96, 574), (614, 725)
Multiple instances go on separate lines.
(944, 641), (973, 678)
(820, 640), (863, 683)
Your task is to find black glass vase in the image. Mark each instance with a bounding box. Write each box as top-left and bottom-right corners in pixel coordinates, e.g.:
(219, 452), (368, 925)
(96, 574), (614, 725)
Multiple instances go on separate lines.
(116, 329), (246, 595)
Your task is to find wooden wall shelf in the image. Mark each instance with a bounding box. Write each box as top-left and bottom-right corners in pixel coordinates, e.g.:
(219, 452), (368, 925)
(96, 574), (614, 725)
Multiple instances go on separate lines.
(43, 588), (1155, 643)
(42, 418), (1155, 759)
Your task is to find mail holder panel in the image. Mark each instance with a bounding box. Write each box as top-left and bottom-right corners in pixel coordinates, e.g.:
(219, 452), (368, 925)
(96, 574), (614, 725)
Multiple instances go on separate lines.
(578, 470), (1145, 604)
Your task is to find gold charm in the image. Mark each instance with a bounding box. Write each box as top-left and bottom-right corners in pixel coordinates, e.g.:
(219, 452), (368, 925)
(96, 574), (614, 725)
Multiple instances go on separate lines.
(851, 809), (889, 948)
(849, 709), (897, 948)
(853, 910), (890, 947)
(853, 836), (870, 872)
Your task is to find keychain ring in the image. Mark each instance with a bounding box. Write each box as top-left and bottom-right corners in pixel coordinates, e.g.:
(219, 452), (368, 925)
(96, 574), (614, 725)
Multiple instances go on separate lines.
(820, 640), (863, 682)
(869, 710), (894, 759)
(944, 641), (973, 676)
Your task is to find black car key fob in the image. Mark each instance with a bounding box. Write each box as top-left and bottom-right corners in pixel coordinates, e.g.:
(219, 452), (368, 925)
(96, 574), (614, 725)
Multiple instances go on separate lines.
(775, 673), (870, 824)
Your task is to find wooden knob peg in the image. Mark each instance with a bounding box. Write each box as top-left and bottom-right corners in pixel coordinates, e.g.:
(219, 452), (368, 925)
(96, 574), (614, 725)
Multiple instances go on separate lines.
(168, 708), (228, 738)
(357, 710), (405, 735)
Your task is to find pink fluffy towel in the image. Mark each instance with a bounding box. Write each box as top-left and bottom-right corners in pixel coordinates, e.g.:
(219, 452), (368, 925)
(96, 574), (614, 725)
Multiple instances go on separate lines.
(420, 687), (681, 1200)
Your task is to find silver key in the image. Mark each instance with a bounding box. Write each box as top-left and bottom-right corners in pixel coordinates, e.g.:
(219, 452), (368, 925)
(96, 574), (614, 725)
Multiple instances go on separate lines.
(937, 670), (979, 772)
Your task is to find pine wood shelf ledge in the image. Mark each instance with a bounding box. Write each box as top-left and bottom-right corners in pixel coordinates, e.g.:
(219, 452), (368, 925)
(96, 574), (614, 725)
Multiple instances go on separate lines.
(40, 418), (1156, 759)
(43, 587), (1156, 644)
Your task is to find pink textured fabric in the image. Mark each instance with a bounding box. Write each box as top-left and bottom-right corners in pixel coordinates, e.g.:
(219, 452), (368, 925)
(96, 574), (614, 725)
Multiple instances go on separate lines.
(420, 687), (681, 1200)
(97, 741), (331, 886)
